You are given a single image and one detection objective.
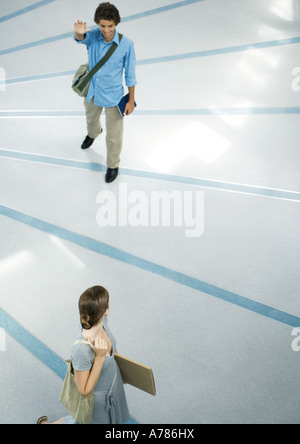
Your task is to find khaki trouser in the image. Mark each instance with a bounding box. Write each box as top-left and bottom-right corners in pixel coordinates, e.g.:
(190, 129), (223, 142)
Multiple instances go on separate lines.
(84, 97), (124, 169)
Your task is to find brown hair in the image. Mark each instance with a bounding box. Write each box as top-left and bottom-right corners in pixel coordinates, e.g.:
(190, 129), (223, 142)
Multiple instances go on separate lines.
(79, 286), (109, 330)
(94, 2), (121, 25)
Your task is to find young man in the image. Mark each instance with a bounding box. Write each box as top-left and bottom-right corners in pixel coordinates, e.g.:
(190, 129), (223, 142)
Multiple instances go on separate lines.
(74, 3), (137, 183)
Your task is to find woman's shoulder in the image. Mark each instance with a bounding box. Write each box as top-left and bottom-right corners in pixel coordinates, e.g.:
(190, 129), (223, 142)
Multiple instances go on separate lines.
(71, 338), (94, 371)
(72, 339), (93, 358)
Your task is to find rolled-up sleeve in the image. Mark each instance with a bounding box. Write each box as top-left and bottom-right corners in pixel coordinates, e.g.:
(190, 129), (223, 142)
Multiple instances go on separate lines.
(73, 30), (94, 47)
(124, 41), (137, 87)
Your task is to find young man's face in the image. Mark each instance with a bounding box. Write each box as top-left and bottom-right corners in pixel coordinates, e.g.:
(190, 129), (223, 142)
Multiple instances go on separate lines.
(99, 19), (116, 43)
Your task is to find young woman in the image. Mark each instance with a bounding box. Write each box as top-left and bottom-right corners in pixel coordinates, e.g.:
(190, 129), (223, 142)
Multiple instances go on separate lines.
(38, 286), (130, 424)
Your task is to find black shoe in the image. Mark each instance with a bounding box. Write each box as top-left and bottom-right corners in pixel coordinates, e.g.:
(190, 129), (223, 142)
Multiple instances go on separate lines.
(81, 135), (95, 150)
(105, 168), (119, 183)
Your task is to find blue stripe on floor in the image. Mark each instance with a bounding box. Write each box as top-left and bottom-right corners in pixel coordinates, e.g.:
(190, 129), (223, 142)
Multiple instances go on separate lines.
(4, 37), (300, 82)
(0, 0), (204, 56)
(0, 0), (202, 24)
(0, 0), (56, 23)
(1, 108), (300, 117)
(0, 149), (299, 201)
(0, 204), (299, 328)
(1, 108), (300, 116)
(121, 0), (204, 22)
(0, 307), (66, 379)
(6, 70), (76, 85)
(0, 31), (73, 56)
(135, 107), (300, 115)
(136, 37), (300, 65)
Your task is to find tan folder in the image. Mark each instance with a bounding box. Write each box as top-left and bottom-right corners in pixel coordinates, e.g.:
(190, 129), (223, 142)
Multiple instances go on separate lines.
(115, 352), (156, 396)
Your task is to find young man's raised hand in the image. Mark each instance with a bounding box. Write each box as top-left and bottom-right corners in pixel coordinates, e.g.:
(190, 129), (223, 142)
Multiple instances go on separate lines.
(74, 20), (90, 37)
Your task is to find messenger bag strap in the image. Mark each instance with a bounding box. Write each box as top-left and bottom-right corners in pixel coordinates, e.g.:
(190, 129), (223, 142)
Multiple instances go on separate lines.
(78, 32), (123, 93)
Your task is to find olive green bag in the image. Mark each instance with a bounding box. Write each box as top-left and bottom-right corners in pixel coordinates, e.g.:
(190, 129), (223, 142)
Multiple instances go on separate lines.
(60, 340), (95, 424)
(72, 33), (123, 97)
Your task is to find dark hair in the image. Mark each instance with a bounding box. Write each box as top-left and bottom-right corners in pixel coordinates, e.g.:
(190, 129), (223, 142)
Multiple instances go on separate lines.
(79, 286), (109, 330)
(94, 2), (121, 25)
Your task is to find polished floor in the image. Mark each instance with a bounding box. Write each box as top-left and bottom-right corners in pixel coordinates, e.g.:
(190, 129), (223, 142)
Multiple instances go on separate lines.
(0, 0), (300, 424)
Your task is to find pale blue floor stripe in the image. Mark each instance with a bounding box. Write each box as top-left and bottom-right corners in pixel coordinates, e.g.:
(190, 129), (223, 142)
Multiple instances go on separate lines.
(6, 70), (75, 85)
(137, 37), (300, 65)
(4, 37), (300, 83)
(120, 0), (204, 22)
(1, 108), (300, 117)
(0, 110), (85, 117)
(0, 0), (202, 25)
(0, 31), (73, 57)
(0, 0), (56, 23)
(0, 204), (299, 328)
(0, 0), (204, 56)
(0, 149), (299, 201)
(0, 307), (66, 379)
(136, 107), (300, 116)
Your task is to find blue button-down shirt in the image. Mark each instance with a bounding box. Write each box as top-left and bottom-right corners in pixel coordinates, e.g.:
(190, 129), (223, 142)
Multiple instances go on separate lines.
(75, 29), (137, 108)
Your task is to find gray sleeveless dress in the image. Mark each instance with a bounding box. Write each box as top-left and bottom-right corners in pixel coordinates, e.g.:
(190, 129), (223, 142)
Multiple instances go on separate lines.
(63, 317), (130, 424)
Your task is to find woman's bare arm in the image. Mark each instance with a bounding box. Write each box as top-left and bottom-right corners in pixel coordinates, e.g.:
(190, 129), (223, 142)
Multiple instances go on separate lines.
(74, 337), (107, 397)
